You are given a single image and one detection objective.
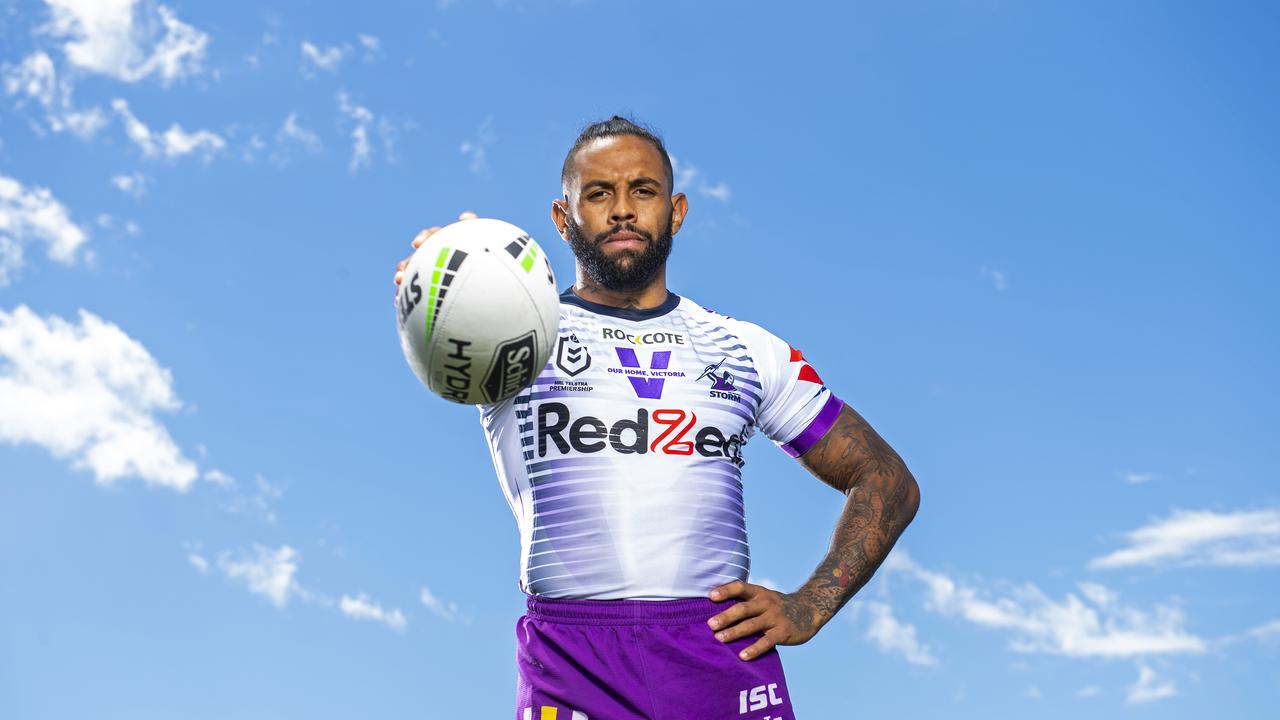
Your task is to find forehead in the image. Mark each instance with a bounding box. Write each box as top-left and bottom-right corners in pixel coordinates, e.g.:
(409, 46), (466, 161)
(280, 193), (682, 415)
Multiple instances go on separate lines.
(569, 135), (666, 185)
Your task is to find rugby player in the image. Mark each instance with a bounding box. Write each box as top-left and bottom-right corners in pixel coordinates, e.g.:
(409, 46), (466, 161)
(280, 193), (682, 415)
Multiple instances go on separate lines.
(394, 117), (920, 719)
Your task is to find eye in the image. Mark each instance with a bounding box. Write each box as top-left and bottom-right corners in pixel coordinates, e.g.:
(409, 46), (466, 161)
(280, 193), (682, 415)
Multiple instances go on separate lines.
(588, 190), (609, 200)
(635, 187), (656, 197)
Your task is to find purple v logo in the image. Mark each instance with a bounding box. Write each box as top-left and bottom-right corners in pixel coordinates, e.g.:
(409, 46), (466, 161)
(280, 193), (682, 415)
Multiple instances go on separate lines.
(614, 347), (671, 399)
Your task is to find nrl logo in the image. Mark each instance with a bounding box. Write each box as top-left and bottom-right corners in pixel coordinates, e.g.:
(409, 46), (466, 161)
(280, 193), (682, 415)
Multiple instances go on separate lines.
(556, 333), (592, 377)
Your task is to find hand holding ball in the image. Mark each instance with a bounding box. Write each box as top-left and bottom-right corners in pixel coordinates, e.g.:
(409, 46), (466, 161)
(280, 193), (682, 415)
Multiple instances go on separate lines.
(395, 218), (559, 404)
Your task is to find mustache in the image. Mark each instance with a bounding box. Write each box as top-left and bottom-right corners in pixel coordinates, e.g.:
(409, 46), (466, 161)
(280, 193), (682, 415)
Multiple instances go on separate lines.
(593, 223), (654, 244)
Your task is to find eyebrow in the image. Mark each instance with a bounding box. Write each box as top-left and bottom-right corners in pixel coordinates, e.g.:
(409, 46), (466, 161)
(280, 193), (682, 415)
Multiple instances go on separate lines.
(581, 176), (663, 191)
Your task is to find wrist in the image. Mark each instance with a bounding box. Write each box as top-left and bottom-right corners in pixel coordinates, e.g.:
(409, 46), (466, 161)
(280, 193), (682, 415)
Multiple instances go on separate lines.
(788, 587), (835, 632)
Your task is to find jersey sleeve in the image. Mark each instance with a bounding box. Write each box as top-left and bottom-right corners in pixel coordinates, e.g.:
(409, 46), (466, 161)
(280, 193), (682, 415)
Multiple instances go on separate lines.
(744, 323), (844, 458)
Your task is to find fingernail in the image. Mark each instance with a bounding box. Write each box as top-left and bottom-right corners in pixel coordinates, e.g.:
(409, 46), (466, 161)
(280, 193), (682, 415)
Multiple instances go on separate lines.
(710, 591), (720, 600)
(707, 618), (719, 629)
(394, 271), (403, 283)
(740, 651), (749, 660)
(715, 632), (725, 642)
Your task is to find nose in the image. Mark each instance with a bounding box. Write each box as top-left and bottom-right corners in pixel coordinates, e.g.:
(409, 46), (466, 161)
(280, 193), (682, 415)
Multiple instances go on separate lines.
(609, 195), (637, 226)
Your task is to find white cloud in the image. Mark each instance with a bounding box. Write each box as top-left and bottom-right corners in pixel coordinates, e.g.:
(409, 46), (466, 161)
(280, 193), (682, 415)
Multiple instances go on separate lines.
(276, 112), (322, 153)
(980, 264), (1008, 291)
(887, 551), (1205, 659)
(340, 593), (407, 631)
(1126, 664), (1176, 704)
(188, 552), (209, 573)
(301, 41), (345, 72)
(221, 474), (281, 524)
(459, 117), (496, 174)
(111, 98), (225, 160)
(202, 467), (234, 488)
(110, 172), (147, 197)
(419, 586), (464, 623)
(1244, 618), (1280, 641)
(0, 173), (89, 284)
(1219, 618), (1280, 647)
(40, 0), (209, 85)
(751, 576), (780, 592)
(669, 155), (732, 202)
(2, 52), (57, 108)
(357, 33), (379, 55)
(1121, 471), (1157, 485)
(218, 544), (301, 608)
(0, 239), (22, 285)
(241, 133), (266, 163)
(338, 92), (374, 172)
(0, 306), (199, 489)
(865, 600), (937, 666)
(1090, 509), (1280, 569)
(1024, 686), (1041, 699)
(1077, 685), (1103, 698)
(1, 51), (107, 139)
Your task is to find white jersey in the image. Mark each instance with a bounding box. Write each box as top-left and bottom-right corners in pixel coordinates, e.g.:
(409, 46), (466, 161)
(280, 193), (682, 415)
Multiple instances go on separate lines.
(480, 289), (842, 600)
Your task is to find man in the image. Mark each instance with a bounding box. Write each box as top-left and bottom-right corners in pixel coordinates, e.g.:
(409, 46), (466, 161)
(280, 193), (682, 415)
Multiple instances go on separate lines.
(395, 117), (920, 719)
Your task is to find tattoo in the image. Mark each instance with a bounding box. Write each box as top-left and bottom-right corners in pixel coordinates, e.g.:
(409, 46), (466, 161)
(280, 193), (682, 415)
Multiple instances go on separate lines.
(576, 280), (646, 309)
(794, 405), (920, 629)
(781, 593), (817, 638)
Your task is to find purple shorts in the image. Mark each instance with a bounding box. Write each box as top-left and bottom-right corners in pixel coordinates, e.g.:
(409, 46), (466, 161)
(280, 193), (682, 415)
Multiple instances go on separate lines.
(515, 596), (796, 720)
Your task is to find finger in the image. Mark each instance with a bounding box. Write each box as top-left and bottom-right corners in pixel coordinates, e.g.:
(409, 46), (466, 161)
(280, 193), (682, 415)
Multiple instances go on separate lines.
(715, 615), (768, 644)
(709, 580), (754, 602)
(396, 259), (407, 272)
(707, 598), (764, 632)
(394, 270), (403, 286)
(738, 632), (778, 662)
(412, 227), (441, 248)
(458, 211), (478, 221)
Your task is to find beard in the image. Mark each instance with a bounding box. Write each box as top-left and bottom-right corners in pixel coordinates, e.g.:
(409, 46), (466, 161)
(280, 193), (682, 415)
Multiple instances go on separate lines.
(565, 214), (674, 293)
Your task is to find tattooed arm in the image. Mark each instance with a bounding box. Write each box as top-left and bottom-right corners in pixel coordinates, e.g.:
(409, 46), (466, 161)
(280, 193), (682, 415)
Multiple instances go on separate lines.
(706, 403), (920, 660)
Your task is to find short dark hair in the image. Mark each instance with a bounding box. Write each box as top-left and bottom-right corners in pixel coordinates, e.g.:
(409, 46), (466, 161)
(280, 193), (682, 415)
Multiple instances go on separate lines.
(560, 115), (674, 194)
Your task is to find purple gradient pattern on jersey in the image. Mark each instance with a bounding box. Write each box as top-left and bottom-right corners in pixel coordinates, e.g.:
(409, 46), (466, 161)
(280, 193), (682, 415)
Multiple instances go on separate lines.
(780, 395), (844, 458)
(516, 597), (796, 720)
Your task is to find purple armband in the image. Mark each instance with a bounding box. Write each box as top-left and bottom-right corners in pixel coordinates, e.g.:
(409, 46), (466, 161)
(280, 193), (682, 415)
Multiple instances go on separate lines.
(780, 394), (844, 458)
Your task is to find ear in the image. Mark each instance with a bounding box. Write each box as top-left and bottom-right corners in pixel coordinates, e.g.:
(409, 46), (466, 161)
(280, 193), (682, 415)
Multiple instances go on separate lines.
(670, 192), (689, 235)
(551, 197), (570, 241)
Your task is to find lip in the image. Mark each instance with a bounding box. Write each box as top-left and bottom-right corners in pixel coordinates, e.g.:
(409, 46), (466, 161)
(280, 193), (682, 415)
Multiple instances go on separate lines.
(604, 231), (644, 245)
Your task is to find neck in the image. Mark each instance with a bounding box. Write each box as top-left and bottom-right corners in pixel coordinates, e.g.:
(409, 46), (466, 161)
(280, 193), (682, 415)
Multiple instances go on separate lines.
(573, 266), (669, 310)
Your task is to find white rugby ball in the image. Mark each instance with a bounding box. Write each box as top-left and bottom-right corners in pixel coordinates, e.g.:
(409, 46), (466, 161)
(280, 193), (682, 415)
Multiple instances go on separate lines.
(395, 218), (559, 404)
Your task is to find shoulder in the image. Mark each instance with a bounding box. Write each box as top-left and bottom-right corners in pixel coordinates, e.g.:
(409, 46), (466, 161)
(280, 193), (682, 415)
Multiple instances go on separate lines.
(675, 295), (785, 351)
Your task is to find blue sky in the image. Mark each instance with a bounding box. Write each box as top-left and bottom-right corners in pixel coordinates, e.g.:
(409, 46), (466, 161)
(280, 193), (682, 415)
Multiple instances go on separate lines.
(1, 0), (1277, 717)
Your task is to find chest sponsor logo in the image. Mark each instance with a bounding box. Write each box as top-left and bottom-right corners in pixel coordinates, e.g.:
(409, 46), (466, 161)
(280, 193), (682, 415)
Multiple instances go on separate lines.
(601, 327), (686, 347)
(555, 333), (592, 376)
(697, 357), (742, 402)
(536, 401), (744, 466)
(610, 348), (687, 400)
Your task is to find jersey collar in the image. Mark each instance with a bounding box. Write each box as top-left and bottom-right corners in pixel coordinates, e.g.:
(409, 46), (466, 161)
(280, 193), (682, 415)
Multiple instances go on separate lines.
(560, 287), (682, 321)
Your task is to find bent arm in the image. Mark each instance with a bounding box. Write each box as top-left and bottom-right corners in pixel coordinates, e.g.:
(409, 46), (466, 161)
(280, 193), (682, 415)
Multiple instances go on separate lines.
(789, 402), (921, 635)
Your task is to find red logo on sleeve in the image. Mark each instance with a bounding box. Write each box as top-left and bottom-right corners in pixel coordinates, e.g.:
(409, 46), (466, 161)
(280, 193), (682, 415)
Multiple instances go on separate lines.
(789, 346), (824, 385)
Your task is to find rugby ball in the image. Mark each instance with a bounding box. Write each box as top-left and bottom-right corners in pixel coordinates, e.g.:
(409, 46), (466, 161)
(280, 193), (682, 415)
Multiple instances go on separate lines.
(396, 218), (559, 404)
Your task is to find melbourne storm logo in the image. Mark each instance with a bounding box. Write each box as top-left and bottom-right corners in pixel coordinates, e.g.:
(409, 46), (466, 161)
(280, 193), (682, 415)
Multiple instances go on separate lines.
(697, 358), (741, 402)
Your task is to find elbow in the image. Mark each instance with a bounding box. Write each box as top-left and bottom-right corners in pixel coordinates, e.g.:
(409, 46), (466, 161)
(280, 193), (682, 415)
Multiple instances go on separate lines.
(901, 472), (921, 526)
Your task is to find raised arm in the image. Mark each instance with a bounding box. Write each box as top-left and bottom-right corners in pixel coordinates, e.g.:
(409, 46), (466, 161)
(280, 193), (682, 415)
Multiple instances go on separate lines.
(707, 402), (920, 661)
